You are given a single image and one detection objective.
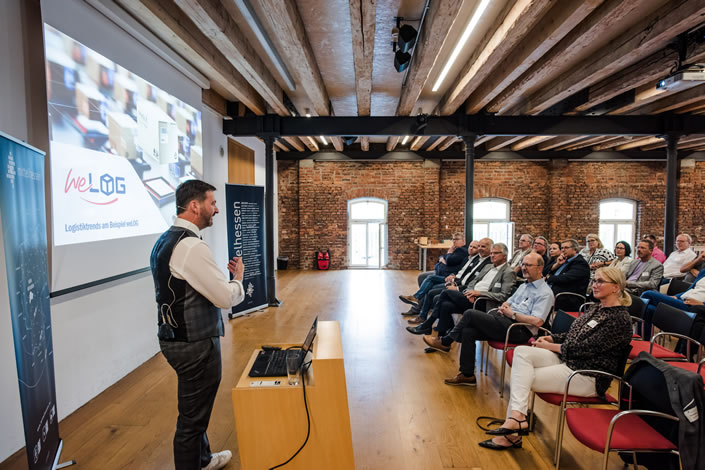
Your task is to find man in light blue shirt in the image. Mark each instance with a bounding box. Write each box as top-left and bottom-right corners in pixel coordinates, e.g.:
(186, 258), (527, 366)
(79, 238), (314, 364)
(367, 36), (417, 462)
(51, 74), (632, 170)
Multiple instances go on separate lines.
(424, 252), (554, 386)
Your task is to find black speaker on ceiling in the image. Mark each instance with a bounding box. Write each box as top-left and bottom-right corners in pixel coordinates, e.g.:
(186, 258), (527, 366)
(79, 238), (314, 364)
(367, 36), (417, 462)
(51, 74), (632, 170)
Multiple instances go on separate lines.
(397, 24), (417, 53)
(394, 50), (411, 73)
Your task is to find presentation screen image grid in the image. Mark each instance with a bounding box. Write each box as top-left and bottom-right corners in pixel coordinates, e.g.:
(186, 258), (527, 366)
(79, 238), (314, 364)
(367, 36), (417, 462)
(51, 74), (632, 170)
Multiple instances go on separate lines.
(44, 25), (203, 246)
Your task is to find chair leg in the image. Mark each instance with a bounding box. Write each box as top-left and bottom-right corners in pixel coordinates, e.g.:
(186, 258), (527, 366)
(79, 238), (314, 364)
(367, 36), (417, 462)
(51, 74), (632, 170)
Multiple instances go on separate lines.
(484, 343), (490, 376)
(499, 348), (507, 398)
(528, 392), (536, 431)
(554, 403), (568, 469)
(479, 340), (485, 374)
(552, 402), (564, 465)
(631, 451), (638, 470)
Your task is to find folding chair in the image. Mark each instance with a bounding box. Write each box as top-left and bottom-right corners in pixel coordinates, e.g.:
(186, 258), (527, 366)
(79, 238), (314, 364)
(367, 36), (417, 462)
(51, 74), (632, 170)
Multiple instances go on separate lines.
(556, 369), (680, 470)
(554, 292), (586, 314)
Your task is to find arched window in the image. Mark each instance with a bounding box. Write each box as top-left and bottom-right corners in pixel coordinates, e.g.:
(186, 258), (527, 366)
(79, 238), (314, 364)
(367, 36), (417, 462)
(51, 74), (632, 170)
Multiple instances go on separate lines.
(348, 198), (388, 268)
(599, 199), (636, 252)
(473, 198), (514, 253)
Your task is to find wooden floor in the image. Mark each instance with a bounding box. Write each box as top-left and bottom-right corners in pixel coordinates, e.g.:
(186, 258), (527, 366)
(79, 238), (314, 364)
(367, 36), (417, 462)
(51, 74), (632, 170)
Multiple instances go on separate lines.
(1, 270), (635, 470)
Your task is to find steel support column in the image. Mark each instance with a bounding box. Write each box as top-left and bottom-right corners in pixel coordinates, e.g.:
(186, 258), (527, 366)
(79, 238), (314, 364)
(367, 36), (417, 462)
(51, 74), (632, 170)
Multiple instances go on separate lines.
(463, 135), (477, 244)
(264, 136), (281, 307)
(664, 134), (680, 257)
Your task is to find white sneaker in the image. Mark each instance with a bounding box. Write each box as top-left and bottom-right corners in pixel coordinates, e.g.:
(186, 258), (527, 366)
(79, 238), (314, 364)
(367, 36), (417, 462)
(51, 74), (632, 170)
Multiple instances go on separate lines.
(203, 450), (232, 470)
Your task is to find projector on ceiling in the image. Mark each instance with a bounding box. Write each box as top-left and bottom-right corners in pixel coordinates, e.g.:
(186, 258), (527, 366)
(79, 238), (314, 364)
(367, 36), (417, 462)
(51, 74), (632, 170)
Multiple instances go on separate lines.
(657, 67), (705, 89)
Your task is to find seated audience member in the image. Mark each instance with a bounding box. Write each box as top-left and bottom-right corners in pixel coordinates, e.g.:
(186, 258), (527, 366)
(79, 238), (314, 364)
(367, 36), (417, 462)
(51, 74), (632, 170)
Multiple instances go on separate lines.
(542, 242), (561, 277)
(545, 239), (590, 311)
(509, 234), (534, 275)
(580, 234), (615, 289)
(532, 236), (550, 267)
(643, 234), (666, 263)
(425, 253), (552, 387)
(640, 265), (705, 339)
(406, 238), (491, 324)
(400, 233), (468, 305)
(682, 250), (705, 283)
(478, 267), (632, 450)
(407, 243), (514, 335)
(661, 233), (697, 284)
(624, 239), (663, 296)
(608, 241), (632, 275)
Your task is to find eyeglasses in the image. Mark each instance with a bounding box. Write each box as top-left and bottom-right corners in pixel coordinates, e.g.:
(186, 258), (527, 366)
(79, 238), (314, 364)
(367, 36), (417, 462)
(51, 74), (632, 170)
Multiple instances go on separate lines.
(615, 246), (625, 250)
(560, 246), (572, 250)
(533, 241), (546, 246)
(592, 279), (615, 286)
(521, 263), (538, 268)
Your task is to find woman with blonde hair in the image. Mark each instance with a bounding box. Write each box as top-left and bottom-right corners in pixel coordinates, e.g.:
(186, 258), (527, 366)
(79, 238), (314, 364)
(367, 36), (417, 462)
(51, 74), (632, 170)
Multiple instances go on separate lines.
(581, 233), (615, 292)
(478, 267), (632, 450)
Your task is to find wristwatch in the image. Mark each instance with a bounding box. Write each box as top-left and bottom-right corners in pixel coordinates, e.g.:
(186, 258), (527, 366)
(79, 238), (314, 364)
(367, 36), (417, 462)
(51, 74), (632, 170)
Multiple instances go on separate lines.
(511, 312), (517, 320)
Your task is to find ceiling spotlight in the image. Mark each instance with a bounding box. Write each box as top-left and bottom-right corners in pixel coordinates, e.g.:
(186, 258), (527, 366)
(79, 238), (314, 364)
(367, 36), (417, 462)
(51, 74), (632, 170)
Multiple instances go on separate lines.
(319, 135), (328, 145)
(401, 135), (409, 145)
(395, 50), (412, 72)
(398, 24), (417, 53)
(305, 108), (311, 117)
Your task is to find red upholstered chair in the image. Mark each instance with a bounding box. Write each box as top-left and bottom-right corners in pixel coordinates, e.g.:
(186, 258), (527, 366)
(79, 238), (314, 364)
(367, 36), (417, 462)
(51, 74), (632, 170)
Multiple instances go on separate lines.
(670, 357), (705, 381)
(556, 371), (680, 470)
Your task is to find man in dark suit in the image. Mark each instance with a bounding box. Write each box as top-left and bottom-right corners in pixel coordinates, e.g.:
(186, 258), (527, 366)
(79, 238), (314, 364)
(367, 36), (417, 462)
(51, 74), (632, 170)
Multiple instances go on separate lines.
(545, 238), (590, 311)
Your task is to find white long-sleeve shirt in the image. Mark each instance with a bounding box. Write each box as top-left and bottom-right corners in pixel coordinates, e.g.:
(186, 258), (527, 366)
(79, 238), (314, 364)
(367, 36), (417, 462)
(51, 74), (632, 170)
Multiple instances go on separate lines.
(169, 218), (244, 309)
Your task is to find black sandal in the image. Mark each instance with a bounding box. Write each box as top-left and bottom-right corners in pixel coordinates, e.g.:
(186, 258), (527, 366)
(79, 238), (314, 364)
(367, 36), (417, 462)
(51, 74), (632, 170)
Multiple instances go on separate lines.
(478, 435), (523, 450)
(485, 416), (529, 436)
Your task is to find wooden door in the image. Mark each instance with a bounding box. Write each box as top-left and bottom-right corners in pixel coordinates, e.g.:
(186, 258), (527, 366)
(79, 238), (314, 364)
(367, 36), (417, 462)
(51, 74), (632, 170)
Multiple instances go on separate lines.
(228, 138), (255, 184)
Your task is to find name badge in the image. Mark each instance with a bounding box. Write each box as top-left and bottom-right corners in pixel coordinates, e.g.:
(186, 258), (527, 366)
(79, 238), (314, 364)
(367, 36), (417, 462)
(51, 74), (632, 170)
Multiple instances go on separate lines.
(587, 320), (598, 328)
(641, 271), (650, 277)
(494, 283), (502, 289)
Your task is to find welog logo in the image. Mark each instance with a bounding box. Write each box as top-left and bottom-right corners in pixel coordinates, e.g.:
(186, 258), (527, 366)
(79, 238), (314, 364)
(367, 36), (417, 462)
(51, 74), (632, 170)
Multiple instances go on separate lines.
(64, 169), (126, 205)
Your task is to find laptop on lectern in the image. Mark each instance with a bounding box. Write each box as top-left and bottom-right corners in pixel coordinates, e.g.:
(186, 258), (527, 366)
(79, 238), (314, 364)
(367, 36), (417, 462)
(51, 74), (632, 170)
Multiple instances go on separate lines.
(248, 316), (318, 377)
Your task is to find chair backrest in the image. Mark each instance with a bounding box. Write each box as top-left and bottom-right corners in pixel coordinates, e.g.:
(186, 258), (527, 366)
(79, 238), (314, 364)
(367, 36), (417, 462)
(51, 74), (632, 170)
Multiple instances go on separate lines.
(666, 278), (691, 296)
(554, 292), (586, 312)
(550, 309), (576, 335)
(628, 293), (646, 319)
(652, 303), (694, 337)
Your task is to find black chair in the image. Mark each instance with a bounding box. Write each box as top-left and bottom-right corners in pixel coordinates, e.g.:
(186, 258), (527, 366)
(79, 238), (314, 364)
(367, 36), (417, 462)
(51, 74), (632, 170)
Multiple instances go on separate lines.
(629, 303), (701, 361)
(555, 292), (586, 313)
(666, 278), (691, 296)
(628, 294), (647, 339)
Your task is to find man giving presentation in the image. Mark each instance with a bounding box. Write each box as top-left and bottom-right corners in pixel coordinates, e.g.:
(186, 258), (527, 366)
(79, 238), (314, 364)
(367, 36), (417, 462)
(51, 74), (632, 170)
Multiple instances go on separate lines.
(150, 179), (245, 470)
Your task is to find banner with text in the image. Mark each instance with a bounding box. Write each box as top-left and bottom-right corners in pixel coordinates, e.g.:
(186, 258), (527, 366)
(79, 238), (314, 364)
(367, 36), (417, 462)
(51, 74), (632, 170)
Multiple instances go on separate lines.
(0, 133), (61, 470)
(225, 184), (267, 317)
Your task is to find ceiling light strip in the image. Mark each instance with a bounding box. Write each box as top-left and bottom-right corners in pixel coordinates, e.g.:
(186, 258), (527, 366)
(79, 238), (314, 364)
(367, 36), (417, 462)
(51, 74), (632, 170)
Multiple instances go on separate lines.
(432, 0), (491, 92)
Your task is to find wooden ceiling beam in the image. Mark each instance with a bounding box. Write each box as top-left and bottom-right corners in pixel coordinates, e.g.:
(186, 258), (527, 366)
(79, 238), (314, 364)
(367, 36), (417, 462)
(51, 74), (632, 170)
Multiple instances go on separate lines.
(386, 136), (400, 152)
(487, 0), (654, 114)
(410, 136), (430, 151)
(396, 0), (463, 115)
(465, 0), (602, 114)
(202, 88), (228, 116)
(560, 136), (613, 151)
(282, 136), (306, 152)
(348, 0), (376, 116)
(360, 136), (370, 151)
(485, 136), (524, 151)
(511, 135), (554, 151)
(425, 136), (449, 151)
(439, 137), (459, 151)
(301, 136), (319, 152)
(641, 134), (705, 150)
(173, 0), (287, 114)
(675, 99), (705, 114)
(572, 47), (679, 113)
(538, 135), (584, 151)
(118, 0), (266, 114)
(474, 135), (493, 147)
(274, 140), (289, 152)
(592, 136), (634, 151)
(606, 80), (673, 115)
(256, 0), (330, 115)
(614, 136), (662, 151)
(629, 83), (705, 115)
(438, 0), (554, 116)
(512, 0), (705, 115)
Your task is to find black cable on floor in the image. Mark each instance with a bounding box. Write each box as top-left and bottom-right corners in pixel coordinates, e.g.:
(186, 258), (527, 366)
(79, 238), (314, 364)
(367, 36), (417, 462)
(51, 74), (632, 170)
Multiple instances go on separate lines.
(269, 359), (312, 469)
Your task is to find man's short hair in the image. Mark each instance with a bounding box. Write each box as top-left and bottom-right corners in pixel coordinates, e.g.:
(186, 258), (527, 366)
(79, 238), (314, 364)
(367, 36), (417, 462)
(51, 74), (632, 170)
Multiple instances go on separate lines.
(452, 232), (464, 240)
(562, 239), (579, 251)
(643, 234), (657, 243)
(640, 238), (654, 251)
(175, 180), (216, 214)
(520, 233), (534, 243)
(678, 233), (692, 244)
(534, 236), (548, 247)
(493, 243), (508, 256)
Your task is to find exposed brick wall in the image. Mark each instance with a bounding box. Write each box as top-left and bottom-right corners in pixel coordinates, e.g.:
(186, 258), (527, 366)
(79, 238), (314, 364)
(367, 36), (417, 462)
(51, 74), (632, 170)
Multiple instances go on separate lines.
(278, 158), (705, 270)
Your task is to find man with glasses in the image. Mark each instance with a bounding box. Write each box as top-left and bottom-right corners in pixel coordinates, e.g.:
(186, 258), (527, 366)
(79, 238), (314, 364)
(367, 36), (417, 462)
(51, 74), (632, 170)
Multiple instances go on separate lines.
(662, 233), (697, 284)
(424, 252), (553, 386)
(406, 243), (514, 335)
(545, 239), (590, 311)
(532, 236), (550, 267)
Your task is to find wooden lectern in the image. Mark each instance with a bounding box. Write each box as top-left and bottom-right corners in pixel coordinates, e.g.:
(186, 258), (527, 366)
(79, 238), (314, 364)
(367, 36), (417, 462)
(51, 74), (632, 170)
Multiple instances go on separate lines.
(232, 321), (355, 469)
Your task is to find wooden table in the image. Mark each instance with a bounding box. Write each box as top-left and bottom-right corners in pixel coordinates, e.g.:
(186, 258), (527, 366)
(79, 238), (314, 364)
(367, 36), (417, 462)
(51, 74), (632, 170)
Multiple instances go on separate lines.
(416, 240), (452, 270)
(231, 321), (355, 469)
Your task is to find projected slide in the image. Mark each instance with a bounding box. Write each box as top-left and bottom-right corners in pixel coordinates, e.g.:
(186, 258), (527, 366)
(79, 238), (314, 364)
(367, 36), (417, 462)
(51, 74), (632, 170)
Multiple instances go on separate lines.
(44, 25), (203, 246)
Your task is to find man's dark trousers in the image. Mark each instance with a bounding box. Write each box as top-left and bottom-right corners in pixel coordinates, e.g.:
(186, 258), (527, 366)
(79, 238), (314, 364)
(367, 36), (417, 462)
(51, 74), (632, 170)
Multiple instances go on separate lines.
(160, 337), (221, 470)
(453, 310), (532, 376)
